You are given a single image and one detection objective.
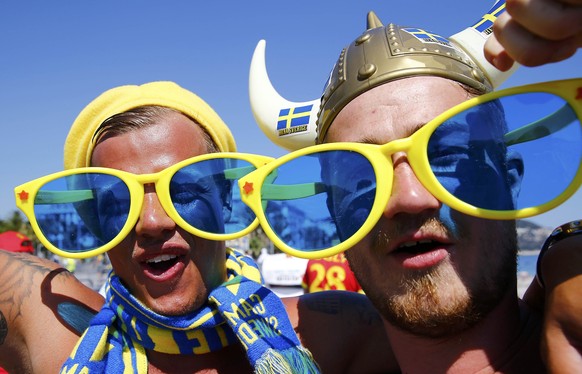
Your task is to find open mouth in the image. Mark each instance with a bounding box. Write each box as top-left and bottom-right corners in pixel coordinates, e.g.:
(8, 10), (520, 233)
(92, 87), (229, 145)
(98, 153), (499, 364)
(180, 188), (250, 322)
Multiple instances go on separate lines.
(392, 239), (449, 269)
(143, 254), (183, 276)
(396, 240), (441, 254)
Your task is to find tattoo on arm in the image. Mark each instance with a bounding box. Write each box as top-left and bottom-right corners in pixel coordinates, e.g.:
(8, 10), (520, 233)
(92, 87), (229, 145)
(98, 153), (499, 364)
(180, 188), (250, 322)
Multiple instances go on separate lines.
(301, 291), (382, 326)
(303, 292), (341, 315)
(0, 251), (73, 326)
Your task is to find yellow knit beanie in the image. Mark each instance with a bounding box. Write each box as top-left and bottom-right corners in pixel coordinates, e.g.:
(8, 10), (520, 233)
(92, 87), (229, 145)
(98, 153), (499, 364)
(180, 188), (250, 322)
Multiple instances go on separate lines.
(64, 81), (236, 169)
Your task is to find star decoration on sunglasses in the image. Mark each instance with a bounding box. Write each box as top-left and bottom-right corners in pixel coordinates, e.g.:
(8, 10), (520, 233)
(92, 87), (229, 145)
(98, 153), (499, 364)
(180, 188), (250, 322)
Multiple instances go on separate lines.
(242, 181), (254, 195)
(17, 190), (29, 201)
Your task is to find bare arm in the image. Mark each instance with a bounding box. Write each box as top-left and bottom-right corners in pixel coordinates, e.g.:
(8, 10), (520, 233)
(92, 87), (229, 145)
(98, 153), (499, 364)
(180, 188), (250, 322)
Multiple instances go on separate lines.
(0, 251), (103, 373)
(484, 0), (582, 70)
(534, 235), (582, 373)
(285, 291), (399, 374)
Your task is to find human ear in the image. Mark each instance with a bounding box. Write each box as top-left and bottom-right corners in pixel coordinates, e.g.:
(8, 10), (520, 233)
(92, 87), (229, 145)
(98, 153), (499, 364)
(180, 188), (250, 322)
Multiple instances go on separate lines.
(505, 149), (524, 205)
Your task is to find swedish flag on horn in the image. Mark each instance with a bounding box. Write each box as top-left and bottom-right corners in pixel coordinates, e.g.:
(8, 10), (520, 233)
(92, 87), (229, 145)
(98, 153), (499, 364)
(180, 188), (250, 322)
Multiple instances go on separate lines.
(277, 104), (313, 136)
(471, 0), (506, 34)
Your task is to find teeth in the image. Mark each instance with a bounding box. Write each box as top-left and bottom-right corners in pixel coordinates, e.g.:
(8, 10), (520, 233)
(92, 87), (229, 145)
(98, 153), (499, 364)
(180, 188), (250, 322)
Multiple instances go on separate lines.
(146, 254), (177, 264)
(399, 240), (433, 248)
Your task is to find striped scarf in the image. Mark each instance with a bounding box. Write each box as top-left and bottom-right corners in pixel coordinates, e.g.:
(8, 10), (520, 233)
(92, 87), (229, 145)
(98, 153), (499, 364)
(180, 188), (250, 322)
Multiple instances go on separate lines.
(60, 248), (320, 373)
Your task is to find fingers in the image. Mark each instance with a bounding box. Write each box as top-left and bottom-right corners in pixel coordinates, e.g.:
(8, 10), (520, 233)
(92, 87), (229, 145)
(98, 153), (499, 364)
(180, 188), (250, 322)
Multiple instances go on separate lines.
(505, 0), (582, 41)
(484, 34), (517, 71)
(495, 12), (578, 66)
(484, 0), (582, 68)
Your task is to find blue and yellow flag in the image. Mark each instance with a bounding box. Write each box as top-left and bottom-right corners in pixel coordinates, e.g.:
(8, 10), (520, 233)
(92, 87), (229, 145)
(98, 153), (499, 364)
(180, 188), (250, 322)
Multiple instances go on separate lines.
(472, 0), (506, 35)
(277, 105), (313, 136)
(402, 28), (451, 46)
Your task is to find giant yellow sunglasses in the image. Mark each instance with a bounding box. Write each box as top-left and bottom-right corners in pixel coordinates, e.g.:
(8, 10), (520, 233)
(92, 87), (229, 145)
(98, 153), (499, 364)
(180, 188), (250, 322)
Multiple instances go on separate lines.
(239, 78), (582, 259)
(15, 153), (273, 258)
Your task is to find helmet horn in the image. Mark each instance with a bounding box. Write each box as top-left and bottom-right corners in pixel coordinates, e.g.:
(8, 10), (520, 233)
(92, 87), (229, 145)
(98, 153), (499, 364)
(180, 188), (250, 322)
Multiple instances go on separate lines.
(249, 40), (320, 151)
(249, 0), (518, 150)
(450, 0), (519, 89)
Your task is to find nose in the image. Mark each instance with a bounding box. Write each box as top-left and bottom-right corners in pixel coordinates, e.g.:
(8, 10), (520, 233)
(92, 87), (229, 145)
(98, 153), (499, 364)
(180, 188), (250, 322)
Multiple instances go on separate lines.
(383, 153), (441, 218)
(135, 184), (176, 237)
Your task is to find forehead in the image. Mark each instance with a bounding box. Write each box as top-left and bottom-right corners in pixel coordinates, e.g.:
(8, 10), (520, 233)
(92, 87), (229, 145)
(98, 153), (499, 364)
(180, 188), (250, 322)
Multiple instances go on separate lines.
(326, 76), (471, 144)
(91, 113), (208, 174)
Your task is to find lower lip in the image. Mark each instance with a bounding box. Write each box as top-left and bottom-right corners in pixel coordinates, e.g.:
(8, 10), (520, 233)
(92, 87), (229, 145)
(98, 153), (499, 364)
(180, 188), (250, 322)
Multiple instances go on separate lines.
(142, 256), (186, 282)
(391, 248), (448, 269)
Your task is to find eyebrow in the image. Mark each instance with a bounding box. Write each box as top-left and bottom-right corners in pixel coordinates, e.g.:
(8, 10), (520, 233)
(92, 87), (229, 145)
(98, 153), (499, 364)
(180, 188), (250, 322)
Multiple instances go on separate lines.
(357, 122), (428, 145)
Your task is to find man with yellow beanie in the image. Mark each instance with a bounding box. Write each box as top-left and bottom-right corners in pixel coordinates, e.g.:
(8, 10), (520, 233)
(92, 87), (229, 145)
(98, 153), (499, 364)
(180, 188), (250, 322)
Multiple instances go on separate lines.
(5, 81), (327, 373)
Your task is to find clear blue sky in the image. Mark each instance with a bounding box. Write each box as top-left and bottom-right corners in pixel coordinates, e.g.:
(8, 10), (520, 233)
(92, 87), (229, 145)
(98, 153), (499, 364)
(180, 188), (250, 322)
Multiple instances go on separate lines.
(1, 1), (580, 229)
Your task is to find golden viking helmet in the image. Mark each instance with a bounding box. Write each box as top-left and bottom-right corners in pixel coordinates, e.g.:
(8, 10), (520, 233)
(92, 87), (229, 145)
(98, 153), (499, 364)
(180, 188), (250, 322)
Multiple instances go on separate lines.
(249, 0), (518, 150)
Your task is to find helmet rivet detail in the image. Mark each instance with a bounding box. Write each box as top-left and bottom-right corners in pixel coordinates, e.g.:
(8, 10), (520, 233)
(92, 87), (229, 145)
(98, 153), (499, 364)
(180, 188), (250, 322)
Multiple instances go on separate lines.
(358, 63), (377, 80)
(356, 33), (371, 45)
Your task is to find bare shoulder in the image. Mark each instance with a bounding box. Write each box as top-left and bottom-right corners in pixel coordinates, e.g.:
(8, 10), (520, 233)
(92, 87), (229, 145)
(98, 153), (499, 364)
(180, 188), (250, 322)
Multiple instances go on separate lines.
(284, 291), (399, 373)
(0, 251), (104, 373)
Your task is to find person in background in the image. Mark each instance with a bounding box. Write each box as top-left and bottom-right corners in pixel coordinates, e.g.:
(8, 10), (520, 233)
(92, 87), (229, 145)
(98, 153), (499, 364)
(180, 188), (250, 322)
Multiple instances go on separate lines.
(302, 252), (363, 294)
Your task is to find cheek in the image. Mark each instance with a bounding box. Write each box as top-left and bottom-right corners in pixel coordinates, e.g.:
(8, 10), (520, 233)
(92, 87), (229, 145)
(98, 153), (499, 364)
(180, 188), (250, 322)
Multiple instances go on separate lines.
(345, 242), (379, 279)
(456, 220), (518, 299)
(106, 248), (130, 276)
(438, 206), (460, 237)
(105, 234), (136, 273)
(452, 218), (515, 268)
(189, 238), (227, 287)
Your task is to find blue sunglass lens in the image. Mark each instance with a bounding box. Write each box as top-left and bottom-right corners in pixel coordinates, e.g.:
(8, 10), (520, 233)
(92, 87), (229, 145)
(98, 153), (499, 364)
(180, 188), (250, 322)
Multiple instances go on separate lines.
(429, 92), (582, 211)
(261, 150), (376, 252)
(171, 158), (257, 235)
(34, 173), (130, 254)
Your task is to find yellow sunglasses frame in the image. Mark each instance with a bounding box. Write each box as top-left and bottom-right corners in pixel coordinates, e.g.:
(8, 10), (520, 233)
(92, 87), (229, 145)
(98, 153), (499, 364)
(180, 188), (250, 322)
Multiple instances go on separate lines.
(239, 78), (582, 259)
(15, 152), (273, 259)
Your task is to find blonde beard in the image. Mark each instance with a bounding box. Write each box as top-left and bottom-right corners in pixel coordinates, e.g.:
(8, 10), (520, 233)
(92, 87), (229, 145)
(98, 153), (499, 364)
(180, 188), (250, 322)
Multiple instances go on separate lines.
(386, 262), (478, 337)
(350, 217), (517, 338)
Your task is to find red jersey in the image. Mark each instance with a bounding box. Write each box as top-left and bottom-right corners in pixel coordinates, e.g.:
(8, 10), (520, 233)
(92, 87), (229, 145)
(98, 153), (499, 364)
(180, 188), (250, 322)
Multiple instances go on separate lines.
(302, 253), (363, 293)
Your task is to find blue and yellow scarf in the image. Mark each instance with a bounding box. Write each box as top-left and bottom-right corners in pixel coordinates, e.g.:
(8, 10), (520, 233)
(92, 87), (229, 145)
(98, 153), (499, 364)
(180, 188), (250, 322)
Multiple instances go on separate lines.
(60, 248), (320, 373)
